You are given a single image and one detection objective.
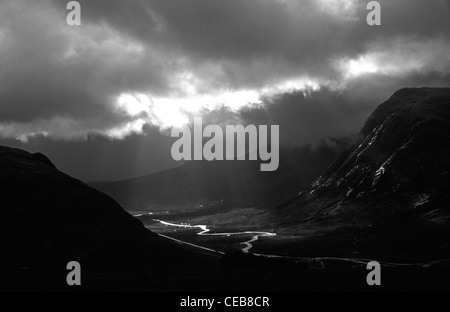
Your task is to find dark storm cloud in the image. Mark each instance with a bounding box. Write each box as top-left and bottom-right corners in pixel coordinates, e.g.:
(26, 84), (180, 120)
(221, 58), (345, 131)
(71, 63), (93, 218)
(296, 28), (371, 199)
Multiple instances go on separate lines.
(1, 0), (450, 137)
(1, 0), (450, 179)
(51, 0), (450, 88)
(240, 89), (368, 146)
(238, 70), (450, 147)
(0, 0), (174, 139)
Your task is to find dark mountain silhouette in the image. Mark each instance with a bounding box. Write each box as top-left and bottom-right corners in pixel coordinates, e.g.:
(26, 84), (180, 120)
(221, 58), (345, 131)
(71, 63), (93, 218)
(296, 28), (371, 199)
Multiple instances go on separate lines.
(264, 88), (450, 260)
(0, 145), (213, 290)
(90, 142), (350, 211)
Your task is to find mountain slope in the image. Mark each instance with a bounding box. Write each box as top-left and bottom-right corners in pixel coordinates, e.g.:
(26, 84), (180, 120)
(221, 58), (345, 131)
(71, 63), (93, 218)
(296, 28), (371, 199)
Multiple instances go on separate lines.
(0, 145), (212, 289)
(267, 88), (450, 244)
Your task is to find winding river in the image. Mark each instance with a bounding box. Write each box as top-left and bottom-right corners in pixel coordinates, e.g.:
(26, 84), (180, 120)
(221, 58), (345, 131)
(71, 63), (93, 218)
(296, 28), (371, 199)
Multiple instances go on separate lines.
(134, 214), (450, 269)
(155, 219), (276, 253)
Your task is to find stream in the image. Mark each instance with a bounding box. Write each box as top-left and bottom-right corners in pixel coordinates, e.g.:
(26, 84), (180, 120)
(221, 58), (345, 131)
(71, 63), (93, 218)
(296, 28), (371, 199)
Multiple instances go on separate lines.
(135, 214), (450, 269)
(155, 219), (276, 253)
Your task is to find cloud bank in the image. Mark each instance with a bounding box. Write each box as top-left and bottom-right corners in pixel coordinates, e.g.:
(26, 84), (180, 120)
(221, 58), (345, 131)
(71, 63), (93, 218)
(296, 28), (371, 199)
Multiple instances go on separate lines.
(0, 0), (449, 145)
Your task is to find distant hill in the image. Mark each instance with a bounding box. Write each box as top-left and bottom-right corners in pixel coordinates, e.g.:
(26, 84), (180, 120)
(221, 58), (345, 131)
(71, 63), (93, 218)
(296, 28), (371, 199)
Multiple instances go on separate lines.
(89, 141), (350, 211)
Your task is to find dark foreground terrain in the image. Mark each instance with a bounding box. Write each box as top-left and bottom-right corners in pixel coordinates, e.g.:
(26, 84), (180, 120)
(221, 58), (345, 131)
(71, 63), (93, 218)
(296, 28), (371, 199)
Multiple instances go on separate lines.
(1, 143), (449, 292)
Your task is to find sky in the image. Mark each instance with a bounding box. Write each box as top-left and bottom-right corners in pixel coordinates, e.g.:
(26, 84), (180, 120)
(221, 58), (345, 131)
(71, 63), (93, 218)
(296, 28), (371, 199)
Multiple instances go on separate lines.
(0, 0), (449, 181)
